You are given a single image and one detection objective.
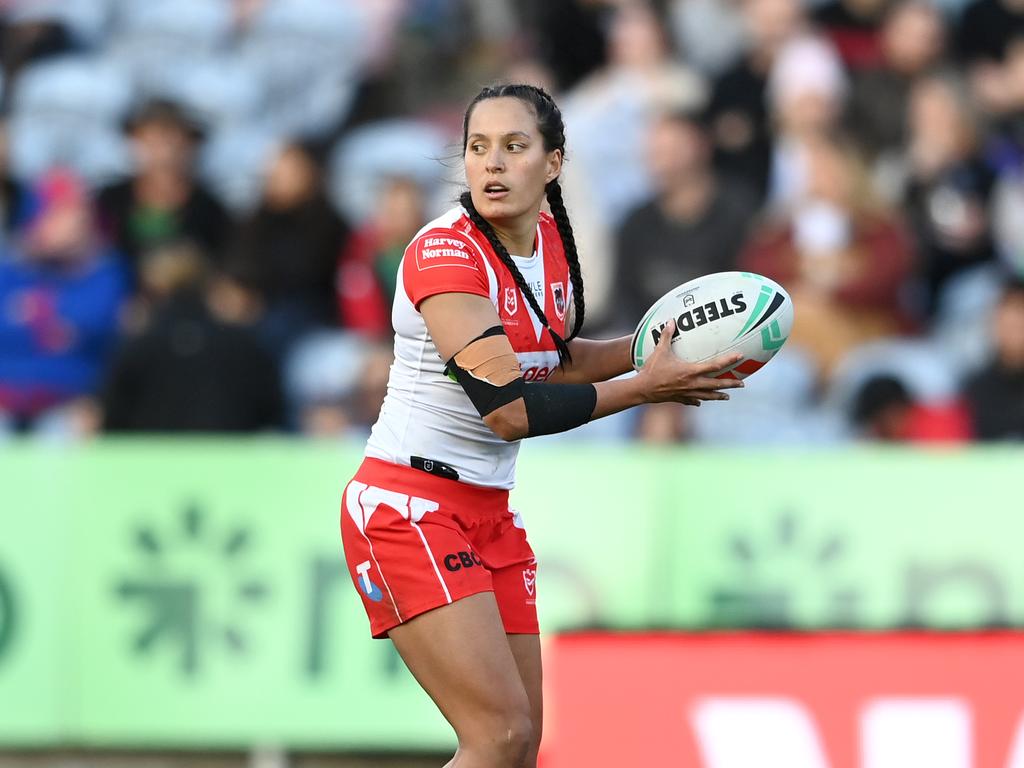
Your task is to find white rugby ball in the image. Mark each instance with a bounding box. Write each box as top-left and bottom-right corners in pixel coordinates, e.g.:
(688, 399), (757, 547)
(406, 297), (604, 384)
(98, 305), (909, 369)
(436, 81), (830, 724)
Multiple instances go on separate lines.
(630, 271), (794, 379)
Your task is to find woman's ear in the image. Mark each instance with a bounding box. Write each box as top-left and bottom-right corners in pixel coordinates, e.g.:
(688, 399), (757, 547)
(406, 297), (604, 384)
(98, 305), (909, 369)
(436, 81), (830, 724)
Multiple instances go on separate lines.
(545, 149), (563, 185)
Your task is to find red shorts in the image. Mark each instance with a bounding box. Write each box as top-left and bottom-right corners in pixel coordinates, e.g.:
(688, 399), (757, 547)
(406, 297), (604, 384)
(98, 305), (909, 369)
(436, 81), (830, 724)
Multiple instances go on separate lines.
(340, 457), (538, 639)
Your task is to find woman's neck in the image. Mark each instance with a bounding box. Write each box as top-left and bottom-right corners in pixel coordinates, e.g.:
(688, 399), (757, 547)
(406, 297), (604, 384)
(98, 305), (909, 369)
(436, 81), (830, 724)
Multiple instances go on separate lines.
(488, 213), (538, 257)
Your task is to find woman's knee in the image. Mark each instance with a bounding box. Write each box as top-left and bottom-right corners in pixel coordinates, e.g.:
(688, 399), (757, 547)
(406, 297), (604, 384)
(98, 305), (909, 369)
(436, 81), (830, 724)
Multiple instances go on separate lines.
(459, 708), (534, 766)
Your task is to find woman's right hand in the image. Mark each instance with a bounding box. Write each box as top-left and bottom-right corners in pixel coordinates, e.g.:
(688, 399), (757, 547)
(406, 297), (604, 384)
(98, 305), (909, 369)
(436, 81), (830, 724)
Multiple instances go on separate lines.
(635, 320), (745, 407)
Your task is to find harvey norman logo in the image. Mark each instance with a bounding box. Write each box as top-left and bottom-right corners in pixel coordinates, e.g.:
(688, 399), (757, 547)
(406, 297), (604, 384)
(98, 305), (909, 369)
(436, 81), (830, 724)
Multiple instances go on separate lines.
(422, 238), (471, 258)
(422, 248), (471, 260)
(417, 237), (477, 270)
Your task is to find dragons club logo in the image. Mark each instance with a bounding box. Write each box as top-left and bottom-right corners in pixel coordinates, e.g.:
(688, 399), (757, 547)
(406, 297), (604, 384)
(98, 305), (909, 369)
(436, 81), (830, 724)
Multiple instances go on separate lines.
(523, 567), (537, 597)
(504, 286), (518, 316)
(551, 282), (566, 321)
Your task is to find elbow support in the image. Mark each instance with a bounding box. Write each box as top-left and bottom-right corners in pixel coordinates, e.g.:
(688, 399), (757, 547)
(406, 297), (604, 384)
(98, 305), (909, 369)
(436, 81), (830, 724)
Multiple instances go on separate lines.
(447, 326), (597, 437)
(521, 381), (597, 437)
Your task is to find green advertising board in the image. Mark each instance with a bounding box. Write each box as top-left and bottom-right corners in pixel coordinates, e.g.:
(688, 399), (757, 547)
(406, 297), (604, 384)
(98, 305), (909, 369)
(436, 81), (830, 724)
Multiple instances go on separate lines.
(0, 440), (1020, 749)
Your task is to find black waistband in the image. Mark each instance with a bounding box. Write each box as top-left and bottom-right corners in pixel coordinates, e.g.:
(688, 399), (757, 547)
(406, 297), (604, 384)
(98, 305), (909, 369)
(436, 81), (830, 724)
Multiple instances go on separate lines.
(410, 456), (460, 481)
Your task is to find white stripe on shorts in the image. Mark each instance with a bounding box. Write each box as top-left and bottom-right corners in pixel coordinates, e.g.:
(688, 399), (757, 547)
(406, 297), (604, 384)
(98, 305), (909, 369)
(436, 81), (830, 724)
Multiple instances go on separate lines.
(409, 519), (453, 604)
(357, 486), (402, 623)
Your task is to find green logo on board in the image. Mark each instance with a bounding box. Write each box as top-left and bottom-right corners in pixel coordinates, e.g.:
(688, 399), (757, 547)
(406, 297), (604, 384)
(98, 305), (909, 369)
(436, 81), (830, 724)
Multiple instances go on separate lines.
(115, 502), (269, 675)
(707, 510), (859, 628)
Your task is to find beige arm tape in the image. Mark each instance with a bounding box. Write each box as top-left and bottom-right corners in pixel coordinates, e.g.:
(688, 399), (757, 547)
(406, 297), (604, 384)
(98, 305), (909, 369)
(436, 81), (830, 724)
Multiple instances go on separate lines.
(453, 335), (522, 385)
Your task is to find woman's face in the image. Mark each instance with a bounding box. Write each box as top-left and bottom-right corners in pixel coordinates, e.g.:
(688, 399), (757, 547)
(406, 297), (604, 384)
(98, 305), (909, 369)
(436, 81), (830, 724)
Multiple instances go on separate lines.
(375, 179), (425, 246)
(994, 291), (1024, 368)
(805, 139), (853, 206)
(131, 121), (192, 174)
(265, 146), (317, 210)
(884, 3), (943, 74)
(464, 97), (561, 226)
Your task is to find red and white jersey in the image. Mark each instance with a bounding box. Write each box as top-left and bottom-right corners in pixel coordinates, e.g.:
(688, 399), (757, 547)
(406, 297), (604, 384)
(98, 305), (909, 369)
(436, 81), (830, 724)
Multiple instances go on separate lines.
(365, 205), (574, 489)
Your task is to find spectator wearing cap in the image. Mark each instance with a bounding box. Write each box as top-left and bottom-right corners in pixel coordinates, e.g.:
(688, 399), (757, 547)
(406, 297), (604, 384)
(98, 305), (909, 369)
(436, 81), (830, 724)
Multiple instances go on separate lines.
(0, 169), (128, 436)
(96, 99), (230, 277)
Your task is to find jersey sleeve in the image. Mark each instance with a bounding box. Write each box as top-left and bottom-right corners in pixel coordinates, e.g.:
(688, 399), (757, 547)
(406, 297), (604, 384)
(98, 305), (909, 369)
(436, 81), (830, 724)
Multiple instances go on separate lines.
(402, 229), (491, 308)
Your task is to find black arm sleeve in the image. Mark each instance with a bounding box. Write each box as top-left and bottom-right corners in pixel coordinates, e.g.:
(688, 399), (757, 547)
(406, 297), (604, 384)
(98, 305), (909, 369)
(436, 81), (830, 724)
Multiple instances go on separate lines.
(521, 382), (597, 437)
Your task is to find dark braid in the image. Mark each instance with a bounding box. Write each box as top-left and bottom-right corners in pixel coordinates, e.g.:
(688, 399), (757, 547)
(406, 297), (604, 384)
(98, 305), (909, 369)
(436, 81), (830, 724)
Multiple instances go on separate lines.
(544, 179), (585, 340)
(461, 82), (587, 367)
(460, 190), (572, 364)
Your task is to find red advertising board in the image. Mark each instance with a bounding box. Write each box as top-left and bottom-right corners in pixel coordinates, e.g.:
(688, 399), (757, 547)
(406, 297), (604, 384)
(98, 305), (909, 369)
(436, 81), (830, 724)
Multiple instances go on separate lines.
(541, 633), (1024, 768)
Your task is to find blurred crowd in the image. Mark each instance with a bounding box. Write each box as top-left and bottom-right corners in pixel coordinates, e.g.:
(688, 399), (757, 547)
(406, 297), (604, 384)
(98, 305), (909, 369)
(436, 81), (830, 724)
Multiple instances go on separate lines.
(0, 0), (1022, 445)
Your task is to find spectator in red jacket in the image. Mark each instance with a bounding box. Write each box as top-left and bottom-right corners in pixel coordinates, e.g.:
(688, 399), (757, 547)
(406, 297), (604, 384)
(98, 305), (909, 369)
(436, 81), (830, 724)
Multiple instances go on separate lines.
(851, 374), (972, 442)
(336, 176), (427, 338)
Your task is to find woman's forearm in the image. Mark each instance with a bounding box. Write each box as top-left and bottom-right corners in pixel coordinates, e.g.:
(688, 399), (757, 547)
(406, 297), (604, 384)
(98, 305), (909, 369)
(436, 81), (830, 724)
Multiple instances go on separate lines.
(550, 335), (634, 384)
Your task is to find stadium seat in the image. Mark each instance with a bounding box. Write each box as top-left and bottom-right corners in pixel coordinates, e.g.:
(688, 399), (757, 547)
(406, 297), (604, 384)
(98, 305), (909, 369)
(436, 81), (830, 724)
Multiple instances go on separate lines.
(5, 0), (113, 46)
(328, 119), (454, 224)
(8, 120), (130, 186)
(236, 0), (370, 136)
(10, 55), (131, 123)
(7, 56), (132, 183)
(929, 265), (1004, 376)
(689, 346), (847, 444)
(825, 338), (962, 417)
(106, 0), (233, 94)
(147, 56), (264, 131)
(239, 0), (370, 80)
(198, 126), (281, 213)
(284, 330), (369, 409)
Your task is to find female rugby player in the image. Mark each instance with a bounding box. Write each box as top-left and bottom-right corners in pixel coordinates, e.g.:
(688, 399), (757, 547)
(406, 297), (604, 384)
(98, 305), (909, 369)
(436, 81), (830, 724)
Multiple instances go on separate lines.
(340, 83), (742, 768)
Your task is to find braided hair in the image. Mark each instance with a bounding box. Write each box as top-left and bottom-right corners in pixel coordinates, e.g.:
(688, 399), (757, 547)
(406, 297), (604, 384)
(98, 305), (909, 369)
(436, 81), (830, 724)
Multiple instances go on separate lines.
(460, 83), (585, 367)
